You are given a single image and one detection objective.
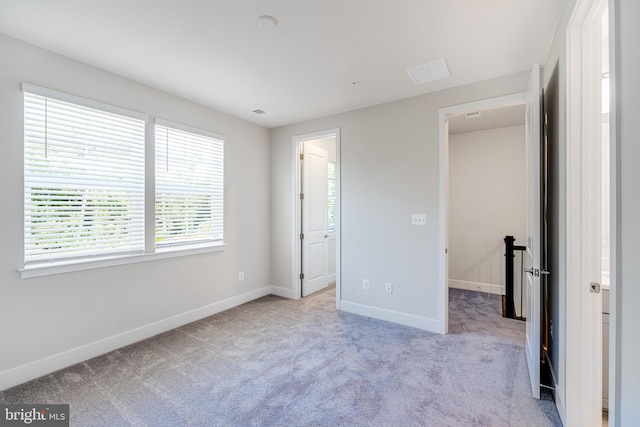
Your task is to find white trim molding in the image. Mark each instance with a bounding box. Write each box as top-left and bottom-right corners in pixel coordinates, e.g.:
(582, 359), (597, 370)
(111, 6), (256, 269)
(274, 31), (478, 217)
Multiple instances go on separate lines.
(565, 0), (610, 424)
(448, 279), (505, 295)
(340, 301), (441, 332)
(270, 286), (296, 299)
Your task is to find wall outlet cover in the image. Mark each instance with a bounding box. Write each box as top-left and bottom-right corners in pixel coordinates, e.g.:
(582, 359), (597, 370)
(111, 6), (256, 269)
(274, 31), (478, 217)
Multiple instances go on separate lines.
(412, 214), (427, 225)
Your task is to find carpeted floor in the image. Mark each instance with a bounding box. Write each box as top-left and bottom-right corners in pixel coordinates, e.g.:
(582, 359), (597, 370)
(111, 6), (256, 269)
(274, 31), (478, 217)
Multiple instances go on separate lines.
(1, 287), (562, 426)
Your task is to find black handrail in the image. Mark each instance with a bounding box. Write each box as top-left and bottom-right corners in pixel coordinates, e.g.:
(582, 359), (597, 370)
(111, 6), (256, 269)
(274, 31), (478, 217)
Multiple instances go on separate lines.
(504, 236), (526, 320)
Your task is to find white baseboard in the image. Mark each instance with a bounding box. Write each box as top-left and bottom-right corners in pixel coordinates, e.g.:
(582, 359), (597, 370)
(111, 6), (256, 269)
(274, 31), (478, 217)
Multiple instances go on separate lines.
(555, 385), (566, 425)
(340, 301), (442, 334)
(0, 286), (274, 391)
(449, 279), (504, 295)
(544, 350), (566, 425)
(269, 286), (295, 299)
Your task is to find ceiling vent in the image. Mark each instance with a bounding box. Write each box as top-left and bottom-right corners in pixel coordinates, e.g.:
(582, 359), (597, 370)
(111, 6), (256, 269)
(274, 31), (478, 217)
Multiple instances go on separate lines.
(406, 59), (450, 85)
(251, 108), (275, 118)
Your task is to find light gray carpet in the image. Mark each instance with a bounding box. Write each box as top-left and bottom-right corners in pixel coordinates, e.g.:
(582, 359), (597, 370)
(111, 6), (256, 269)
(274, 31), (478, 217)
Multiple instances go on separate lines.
(1, 287), (562, 426)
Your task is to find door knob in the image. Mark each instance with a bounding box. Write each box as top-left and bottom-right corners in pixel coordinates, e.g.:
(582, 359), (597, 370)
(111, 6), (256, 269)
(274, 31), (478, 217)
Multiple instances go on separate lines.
(524, 268), (548, 277)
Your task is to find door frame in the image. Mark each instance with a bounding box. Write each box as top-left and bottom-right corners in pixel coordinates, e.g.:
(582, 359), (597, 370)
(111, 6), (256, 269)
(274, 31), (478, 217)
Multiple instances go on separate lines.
(565, 0), (614, 424)
(291, 128), (341, 307)
(438, 92), (527, 334)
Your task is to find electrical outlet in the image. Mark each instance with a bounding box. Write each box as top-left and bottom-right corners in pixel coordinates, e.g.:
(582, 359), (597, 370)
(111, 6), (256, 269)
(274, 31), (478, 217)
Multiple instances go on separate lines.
(412, 214), (427, 225)
(362, 279), (370, 290)
(385, 282), (393, 294)
(239, 272), (245, 282)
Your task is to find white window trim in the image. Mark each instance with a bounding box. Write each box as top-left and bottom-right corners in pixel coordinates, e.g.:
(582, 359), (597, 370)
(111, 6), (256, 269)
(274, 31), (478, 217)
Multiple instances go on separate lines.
(155, 117), (226, 142)
(22, 83), (148, 121)
(19, 84), (228, 279)
(19, 243), (226, 279)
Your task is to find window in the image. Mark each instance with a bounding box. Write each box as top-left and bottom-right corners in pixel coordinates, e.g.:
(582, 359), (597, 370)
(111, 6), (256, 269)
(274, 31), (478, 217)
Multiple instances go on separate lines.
(22, 84), (226, 276)
(155, 121), (224, 247)
(23, 84), (146, 264)
(327, 161), (336, 234)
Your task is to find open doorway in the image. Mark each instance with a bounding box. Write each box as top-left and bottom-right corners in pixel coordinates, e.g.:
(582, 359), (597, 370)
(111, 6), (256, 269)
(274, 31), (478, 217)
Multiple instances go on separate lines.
(438, 92), (528, 335)
(447, 105), (527, 306)
(440, 67), (546, 401)
(292, 129), (340, 304)
(439, 79), (549, 401)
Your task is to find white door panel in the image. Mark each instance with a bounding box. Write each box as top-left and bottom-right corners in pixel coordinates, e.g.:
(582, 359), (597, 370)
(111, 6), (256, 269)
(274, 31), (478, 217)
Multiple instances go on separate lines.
(307, 242), (325, 280)
(524, 64), (543, 399)
(302, 144), (329, 297)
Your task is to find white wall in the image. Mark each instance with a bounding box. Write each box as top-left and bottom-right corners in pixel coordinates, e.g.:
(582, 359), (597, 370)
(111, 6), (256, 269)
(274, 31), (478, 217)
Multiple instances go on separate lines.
(271, 72), (529, 331)
(0, 35), (272, 390)
(448, 126), (526, 296)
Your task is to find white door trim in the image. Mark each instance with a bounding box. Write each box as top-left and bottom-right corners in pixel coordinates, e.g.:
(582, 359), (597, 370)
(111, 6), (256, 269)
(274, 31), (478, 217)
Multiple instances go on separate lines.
(291, 129), (341, 308)
(566, 0), (612, 425)
(438, 92), (527, 334)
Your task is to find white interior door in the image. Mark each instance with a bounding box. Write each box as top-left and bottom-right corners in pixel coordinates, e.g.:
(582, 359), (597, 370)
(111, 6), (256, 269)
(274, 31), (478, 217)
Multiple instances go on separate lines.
(302, 144), (329, 297)
(524, 64), (543, 399)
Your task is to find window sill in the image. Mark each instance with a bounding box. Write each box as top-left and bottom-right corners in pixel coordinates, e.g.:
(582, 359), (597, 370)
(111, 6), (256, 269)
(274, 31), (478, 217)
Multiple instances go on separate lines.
(19, 243), (227, 279)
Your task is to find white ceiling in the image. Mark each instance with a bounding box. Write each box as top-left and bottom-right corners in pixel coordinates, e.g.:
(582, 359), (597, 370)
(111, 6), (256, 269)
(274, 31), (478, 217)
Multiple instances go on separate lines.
(0, 0), (564, 128)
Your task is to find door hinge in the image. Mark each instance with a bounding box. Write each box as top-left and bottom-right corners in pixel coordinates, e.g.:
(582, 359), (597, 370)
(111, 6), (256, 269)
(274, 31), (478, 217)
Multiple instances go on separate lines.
(300, 193), (304, 199)
(300, 273), (304, 279)
(300, 153), (304, 160)
(300, 233), (304, 240)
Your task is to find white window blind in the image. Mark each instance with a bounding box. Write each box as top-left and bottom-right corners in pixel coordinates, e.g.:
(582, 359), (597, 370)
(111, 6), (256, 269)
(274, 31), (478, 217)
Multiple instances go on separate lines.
(328, 161), (337, 233)
(155, 121), (224, 247)
(23, 87), (146, 264)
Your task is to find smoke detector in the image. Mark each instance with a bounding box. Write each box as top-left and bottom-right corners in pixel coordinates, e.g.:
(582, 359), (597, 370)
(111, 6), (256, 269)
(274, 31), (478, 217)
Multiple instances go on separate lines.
(257, 15), (278, 30)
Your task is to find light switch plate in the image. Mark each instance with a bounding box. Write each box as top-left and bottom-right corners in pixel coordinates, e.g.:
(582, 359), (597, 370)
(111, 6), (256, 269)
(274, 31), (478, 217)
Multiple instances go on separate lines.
(412, 214), (427, 225)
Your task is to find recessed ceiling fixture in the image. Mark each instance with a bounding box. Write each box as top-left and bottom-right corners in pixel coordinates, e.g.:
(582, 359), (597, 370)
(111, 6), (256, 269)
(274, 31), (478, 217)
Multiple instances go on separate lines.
(251, 108), (275, 118)
(257, 15), (278, 30)
(465, 111), (482, 119)
(406, 59), (450, 85)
